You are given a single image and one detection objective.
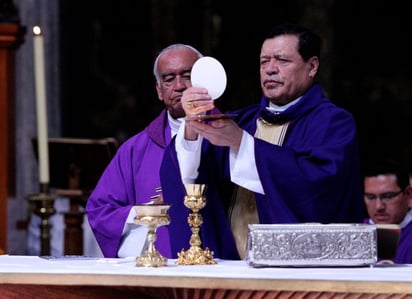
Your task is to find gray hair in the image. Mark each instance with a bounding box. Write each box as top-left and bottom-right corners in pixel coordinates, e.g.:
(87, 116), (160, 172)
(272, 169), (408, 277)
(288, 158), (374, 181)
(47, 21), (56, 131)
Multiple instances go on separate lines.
(153, 44), (203, 83)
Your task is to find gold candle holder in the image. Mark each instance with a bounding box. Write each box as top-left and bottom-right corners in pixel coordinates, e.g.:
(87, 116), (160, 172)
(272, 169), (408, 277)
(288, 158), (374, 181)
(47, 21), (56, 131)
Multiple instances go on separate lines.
(176, 184), (216, 265)
(134, 204), (171, 267)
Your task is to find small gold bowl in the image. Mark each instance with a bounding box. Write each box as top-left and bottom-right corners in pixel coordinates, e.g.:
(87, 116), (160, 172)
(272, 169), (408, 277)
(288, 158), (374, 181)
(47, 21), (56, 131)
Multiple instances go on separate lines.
(134, 204), (171, 217)
(133, 204), (171, 267)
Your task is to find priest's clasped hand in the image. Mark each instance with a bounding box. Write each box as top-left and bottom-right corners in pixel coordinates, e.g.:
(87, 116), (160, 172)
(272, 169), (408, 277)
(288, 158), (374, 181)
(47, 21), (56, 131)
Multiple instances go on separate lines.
(181, 87), (214, 118)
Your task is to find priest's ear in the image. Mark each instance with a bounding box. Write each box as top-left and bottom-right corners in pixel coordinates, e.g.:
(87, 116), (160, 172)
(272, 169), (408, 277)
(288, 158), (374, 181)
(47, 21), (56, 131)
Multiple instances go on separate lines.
(307, 56), (319, 79)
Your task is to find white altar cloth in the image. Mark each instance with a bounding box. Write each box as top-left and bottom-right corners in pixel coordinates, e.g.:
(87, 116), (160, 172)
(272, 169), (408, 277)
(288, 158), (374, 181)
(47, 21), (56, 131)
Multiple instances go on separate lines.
(1, 255), (412, 283)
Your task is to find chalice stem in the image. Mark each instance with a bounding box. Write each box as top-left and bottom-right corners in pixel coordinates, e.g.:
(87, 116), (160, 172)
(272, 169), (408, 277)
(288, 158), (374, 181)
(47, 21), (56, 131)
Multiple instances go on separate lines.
(190, 226), (201, 246)
(147, 227), (157, 254)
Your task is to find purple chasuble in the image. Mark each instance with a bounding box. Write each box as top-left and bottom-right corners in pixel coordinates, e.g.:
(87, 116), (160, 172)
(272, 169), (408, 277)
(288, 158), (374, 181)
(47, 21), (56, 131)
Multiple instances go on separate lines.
(86, 110), (172, 258)
(394, 221), (412, 264)
(87, 108), (226, 259)
(249, 83), (364, 224)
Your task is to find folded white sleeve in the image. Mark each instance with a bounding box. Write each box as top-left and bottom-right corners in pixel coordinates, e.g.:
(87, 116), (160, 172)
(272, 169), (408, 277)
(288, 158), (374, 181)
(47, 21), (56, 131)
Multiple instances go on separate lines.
(175, 119), (203, 184)
(117, 207), (148, 258)
(229, 131), (264, 194)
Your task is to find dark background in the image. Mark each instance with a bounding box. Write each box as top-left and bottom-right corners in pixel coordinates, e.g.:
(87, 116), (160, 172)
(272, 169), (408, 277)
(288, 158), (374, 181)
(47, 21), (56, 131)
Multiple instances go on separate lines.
(58, 0), (412, 170)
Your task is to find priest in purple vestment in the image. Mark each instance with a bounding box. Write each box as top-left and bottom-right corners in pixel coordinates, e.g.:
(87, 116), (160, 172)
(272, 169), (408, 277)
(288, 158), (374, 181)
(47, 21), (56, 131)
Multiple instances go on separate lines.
(86, 43), (238, 259)
(363, 157), (412, 264)
(161, 23), (364, 259)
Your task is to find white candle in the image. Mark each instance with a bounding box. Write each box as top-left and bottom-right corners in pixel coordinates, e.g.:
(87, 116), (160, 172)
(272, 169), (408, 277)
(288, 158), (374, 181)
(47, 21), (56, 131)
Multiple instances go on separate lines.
(33, 26), (50, 184)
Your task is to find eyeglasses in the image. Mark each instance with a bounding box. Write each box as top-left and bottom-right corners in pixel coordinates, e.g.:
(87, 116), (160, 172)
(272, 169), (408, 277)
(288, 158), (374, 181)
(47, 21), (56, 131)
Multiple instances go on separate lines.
(364, 190), (403, 202)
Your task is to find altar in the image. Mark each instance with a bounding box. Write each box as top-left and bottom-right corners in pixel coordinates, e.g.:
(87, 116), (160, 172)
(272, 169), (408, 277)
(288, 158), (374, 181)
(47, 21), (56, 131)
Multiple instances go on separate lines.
(1, 255), (412, 298)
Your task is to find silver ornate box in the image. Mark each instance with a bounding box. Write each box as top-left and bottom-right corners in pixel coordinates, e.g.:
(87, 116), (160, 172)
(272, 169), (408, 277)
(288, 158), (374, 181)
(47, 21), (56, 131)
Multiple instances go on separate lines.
(246, 223), (377, 267)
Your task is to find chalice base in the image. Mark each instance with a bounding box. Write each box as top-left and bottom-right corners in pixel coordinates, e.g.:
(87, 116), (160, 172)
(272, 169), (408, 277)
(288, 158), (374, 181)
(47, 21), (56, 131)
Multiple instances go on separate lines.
(136, 249), (168, 267)
(176, 246), (216, 265)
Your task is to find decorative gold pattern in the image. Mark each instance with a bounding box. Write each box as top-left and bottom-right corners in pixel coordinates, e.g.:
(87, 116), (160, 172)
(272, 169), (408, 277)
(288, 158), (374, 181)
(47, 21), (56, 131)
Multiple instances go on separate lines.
(176, 184), (216, 265)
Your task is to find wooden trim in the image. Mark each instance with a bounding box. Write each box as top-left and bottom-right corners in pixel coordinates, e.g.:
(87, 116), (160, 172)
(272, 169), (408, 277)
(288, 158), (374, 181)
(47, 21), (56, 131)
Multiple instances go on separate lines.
(0, 23), (26, 253)
(0, 273), (412, 298)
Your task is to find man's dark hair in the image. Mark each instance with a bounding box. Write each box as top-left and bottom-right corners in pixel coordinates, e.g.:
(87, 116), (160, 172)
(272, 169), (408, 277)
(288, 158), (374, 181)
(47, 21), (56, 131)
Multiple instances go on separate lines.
(362, 158), (410, 190)
(264, 23), (322, 61)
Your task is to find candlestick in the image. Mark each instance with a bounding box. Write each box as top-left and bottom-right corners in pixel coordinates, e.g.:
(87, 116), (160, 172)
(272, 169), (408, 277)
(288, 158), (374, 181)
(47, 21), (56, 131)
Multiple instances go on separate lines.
(27, 192), (57, 256)
(33, 25), (49, 184)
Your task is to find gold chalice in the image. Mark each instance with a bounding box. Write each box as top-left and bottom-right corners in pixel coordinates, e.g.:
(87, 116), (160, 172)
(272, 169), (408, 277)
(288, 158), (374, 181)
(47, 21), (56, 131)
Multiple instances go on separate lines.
(176, 184), (216, 265)
(134, 203), (171, 267)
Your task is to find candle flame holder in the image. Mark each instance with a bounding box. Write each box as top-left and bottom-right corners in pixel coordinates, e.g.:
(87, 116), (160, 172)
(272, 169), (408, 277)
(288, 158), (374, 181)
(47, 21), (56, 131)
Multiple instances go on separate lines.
(176, 184), (216, 265)
(134, 204), (171, 267)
